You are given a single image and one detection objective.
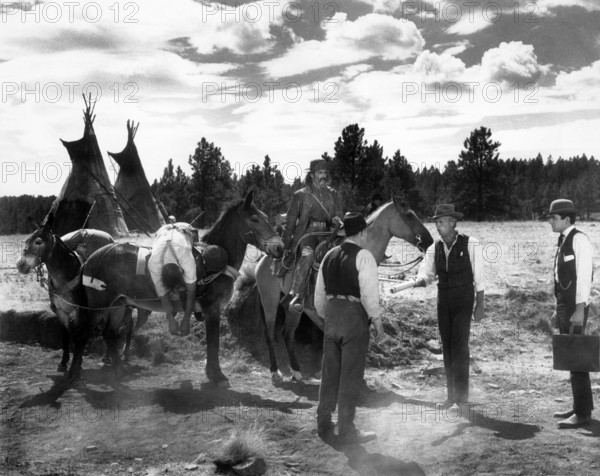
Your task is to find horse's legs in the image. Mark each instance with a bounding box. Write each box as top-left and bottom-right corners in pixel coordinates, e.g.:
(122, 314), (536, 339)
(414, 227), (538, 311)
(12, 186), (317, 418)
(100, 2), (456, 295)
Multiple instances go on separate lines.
(122, 307), (134, 362)
(123, 308), (151, 361)
(58, 324), (70, 372)
(68, 309), (97, 382)
(204, 303), (229, 387)
(135, 308), (151, 330)
(260, 298), (282, 381)
(282, 308), (303, 381)
(104, 306), (128, 378)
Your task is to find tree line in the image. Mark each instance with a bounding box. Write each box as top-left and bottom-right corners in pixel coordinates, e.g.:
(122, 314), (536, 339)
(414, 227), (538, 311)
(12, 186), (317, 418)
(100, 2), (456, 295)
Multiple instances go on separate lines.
(2, 125), (598, 235)
(151, 125), (599, 225)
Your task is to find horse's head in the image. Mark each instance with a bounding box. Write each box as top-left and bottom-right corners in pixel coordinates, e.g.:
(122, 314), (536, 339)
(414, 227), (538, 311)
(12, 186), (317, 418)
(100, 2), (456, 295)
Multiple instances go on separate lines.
(16, 213), (56, 274)
(388, 197), (434, 253)
(237, 191), (284, 259)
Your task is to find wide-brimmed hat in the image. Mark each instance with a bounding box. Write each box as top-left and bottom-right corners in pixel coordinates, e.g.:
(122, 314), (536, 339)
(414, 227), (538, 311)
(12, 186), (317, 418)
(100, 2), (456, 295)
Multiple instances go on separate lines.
(342, 212), (371, 237)
(306, 159), (331, 173)
(546, 199), (577, 215)
(430, 204), (463, 220)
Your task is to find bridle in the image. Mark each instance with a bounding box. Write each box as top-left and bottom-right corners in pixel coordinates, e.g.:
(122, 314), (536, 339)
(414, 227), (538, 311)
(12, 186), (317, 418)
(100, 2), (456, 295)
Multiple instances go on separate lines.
(238, 208), (281, 257)
(21, 232), (56, 269)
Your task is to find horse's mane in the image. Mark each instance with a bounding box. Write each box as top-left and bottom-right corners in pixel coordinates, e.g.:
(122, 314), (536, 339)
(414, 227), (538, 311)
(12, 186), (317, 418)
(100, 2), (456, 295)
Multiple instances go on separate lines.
(366, 200), (392, 224)
(202, 198), (245, 243)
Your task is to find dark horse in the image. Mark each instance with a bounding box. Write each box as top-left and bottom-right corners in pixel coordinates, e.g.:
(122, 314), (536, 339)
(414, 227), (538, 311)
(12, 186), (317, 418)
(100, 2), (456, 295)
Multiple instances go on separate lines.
(80, 191), (284, 386)
(254, 197), (434, 381)
(15, 214), (118, 374)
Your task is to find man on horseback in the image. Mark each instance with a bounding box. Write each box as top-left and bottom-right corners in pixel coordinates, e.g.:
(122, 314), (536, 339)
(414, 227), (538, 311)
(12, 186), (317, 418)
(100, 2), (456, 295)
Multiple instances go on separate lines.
(148, 221), (198, 336)
(282, 159), (343, 313)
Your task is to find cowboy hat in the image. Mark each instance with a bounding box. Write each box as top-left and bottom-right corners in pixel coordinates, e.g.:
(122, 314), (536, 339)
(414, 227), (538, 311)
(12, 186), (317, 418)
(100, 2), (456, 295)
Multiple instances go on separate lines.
(430, 204), (463, 220)
(305, 159), (331, 173)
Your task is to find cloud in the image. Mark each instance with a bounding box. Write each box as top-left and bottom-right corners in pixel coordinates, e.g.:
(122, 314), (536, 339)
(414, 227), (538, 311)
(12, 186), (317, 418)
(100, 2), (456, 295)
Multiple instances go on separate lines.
(262, 13), (425, 78)
(552, 60), (600, 101)
(537, 0), (600, 15)
(413, 50), (467, 82)
(479, 41), (549, 85)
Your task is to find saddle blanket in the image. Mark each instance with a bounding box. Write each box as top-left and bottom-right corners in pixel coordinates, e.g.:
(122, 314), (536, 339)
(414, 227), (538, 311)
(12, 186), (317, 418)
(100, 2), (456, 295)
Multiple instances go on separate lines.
(137, 247), (151, 275)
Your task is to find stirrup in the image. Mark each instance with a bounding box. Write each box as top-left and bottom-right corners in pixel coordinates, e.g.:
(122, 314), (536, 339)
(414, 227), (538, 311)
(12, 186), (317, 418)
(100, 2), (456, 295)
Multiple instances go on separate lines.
(289, 294), (304, 313)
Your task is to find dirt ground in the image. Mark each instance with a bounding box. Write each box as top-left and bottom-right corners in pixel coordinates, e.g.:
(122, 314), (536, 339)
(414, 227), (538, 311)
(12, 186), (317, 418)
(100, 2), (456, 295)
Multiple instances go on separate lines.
(3, 223), (600, 475)
(2, 289), (600, 476)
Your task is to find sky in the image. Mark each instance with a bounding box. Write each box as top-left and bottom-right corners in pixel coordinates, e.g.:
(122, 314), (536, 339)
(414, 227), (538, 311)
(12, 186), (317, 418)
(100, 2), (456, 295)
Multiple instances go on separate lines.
(1, 0), (599, 196)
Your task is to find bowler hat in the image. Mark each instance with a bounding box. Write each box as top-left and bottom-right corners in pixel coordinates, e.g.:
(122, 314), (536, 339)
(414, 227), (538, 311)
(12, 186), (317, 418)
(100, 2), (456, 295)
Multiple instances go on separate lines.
(306, 159), (330, 173)
(431, 204), (463, 220)
(546, 199), (577, 215)
(342, 212), (371, 237)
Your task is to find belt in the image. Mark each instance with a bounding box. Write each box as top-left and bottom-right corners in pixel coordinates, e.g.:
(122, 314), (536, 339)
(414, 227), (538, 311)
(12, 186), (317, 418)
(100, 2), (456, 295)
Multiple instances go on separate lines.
(326, 294), (361, 303)
(309, 221), (327, 229)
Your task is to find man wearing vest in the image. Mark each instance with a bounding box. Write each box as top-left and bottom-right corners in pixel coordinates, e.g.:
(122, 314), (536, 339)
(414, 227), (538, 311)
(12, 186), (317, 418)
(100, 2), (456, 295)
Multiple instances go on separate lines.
(416, 204), (484, 415)
(148, 222), (198, 337)
(314, 212), (384, 444)
(283, 159), (343, 313)
(548, 199), (594, 428)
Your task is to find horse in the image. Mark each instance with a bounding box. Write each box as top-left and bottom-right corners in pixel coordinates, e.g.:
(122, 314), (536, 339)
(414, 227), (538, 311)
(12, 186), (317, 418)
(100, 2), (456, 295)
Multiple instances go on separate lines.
(254, 197), (434, 381)
(15, 214), (124, 374)
(79, 191), (284, 386)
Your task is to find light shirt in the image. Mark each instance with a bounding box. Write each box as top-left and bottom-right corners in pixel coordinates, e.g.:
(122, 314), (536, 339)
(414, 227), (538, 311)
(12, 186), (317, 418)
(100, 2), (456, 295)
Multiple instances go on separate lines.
(148, 225), (196, 296)
(314, 238), (383, 320)
(555, 225), (593, 305)
(417, 233), (485, 292)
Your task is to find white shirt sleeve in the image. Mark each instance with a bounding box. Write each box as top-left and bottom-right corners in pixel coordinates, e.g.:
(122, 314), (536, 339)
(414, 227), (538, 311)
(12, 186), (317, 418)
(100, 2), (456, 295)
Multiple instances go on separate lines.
(357, 249), (383, 319)
(468, 237), (485, 293)
(573, 232), (593, 305)
(314, 248), (332, 317)
(417, 241), (437, 285)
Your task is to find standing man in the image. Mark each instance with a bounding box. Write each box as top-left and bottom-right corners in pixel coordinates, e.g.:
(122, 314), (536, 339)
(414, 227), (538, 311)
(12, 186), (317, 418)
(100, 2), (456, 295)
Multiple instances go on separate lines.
(283, 159), (342, 313)
(314, 212), (384, 444)
(548, 199), (594, 428)
(148, 222), (198, 337)
(415, 204), (484, 413)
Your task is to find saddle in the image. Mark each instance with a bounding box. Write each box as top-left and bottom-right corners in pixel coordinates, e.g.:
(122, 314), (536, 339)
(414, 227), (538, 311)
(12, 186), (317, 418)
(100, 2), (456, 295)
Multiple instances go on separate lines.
(275, 224), (342, 283)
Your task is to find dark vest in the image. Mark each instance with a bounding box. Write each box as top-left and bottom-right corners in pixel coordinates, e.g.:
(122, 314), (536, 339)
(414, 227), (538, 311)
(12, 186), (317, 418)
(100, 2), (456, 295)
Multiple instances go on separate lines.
(555, 229), (582, 306)
(322, 242), (361, 298)
(435, 234), (474, 289)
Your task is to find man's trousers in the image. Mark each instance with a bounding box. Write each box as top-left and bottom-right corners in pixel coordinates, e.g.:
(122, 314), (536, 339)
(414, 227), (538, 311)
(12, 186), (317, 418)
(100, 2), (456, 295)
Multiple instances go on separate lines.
(317, 299), (370, 434)
(437, 284), (474, 404)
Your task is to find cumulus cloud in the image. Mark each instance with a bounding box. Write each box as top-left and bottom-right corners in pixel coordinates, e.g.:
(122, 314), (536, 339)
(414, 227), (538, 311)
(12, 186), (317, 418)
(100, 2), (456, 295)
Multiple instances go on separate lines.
(413, 50), (466, 81)
(479, 41), (549, 85)
(262, 13), (425, 78)
(552, 60), (600, 101)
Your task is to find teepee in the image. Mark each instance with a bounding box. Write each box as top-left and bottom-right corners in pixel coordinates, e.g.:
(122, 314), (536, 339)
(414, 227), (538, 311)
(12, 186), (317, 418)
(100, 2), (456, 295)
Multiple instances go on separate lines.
(108, 120), (166, 233)
(47, 95), (129, 236)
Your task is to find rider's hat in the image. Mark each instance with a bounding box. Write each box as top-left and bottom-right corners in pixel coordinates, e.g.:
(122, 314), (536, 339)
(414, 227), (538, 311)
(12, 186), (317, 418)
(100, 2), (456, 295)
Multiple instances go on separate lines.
(306, 159), (331, 173)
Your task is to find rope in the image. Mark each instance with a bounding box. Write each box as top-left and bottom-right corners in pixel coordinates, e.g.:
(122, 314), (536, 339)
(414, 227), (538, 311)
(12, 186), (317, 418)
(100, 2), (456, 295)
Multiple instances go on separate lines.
(47, 289), (161, 311)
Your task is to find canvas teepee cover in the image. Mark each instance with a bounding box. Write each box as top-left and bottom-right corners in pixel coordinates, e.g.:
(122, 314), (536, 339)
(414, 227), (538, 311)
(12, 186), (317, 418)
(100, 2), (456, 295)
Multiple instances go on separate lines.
(108, 120), (166, 233)
(47, 96), (129, 236)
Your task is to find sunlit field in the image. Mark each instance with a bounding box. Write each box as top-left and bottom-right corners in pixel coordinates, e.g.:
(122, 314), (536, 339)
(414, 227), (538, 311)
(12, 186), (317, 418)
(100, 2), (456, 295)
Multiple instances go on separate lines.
(3, 220), (600, 311)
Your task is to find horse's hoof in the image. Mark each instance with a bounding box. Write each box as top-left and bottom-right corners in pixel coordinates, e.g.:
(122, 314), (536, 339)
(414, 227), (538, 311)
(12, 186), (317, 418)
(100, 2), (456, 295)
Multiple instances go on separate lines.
(57, 364), (67, 372)
(313, 371), (322, 380)
(215, 379), (230, 388)
(291, 370), (303, 382)
(168, 322), (180, 336)
(180, 321), (190, 337)
(68, 371), (81, 383)
(271, 371), (283, 382)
